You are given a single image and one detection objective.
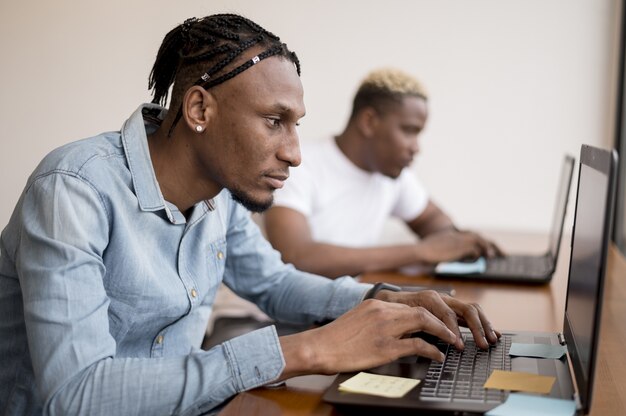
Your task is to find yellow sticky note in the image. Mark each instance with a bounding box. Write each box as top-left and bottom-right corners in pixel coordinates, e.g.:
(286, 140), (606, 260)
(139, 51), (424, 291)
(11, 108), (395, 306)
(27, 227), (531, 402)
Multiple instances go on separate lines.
(338, 372), (420, 399)
(484, 370), (555, 394)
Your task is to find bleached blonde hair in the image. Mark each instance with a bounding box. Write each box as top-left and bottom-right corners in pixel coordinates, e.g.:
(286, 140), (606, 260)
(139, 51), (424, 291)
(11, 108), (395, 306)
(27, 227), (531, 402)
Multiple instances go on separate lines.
(359, 68), (428, 98)
(350, 68), (427, 120)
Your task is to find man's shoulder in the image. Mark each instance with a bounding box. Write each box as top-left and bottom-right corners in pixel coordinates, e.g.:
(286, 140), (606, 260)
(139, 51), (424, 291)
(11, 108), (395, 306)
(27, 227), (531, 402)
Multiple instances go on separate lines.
(396, 168), (424, 189)
(32, 132), (125, 181)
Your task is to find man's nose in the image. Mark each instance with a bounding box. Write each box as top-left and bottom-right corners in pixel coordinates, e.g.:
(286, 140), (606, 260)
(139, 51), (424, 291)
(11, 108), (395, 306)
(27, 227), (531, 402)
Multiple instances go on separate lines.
(409, 138), (420, 155)
(278, 129), (301, 167)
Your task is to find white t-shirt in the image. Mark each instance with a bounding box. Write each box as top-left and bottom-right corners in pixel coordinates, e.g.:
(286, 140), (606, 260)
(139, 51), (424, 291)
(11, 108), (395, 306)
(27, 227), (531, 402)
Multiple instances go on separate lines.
(273, 136), (429, 247)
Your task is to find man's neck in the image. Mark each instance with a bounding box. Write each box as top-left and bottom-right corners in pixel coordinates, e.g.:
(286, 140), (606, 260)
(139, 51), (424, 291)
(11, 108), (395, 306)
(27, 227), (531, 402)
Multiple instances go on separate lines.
(335, 126), (373, 172)
(147, 126), (222, 215)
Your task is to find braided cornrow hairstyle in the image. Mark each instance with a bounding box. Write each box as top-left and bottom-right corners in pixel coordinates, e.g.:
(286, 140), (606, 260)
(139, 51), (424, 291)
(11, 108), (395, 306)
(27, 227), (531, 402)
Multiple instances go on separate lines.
(148, 14), (302, 136)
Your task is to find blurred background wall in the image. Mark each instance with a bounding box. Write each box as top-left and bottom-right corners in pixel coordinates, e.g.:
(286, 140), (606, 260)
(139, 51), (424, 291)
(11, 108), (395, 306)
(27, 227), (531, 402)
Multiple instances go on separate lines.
(0, 0), (621, 240)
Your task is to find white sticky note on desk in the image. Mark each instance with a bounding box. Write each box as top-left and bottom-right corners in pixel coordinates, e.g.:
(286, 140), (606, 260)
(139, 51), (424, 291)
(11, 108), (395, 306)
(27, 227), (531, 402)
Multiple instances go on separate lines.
(486, 393), (576, 416)
(338, 372), (420, 398)
(435, 257), (487, 274)
(509, 343), (567, 359)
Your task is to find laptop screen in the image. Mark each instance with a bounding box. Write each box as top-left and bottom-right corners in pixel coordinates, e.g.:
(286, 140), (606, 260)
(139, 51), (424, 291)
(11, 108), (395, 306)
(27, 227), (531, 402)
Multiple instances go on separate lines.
(564, 145), (617, 412)
(547, 156), (575, 258)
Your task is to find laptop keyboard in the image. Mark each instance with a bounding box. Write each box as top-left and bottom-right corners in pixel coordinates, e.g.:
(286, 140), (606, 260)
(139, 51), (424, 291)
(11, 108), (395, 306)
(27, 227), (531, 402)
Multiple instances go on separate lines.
(420, 334), (512, 403)
(486, 255), (550, 275)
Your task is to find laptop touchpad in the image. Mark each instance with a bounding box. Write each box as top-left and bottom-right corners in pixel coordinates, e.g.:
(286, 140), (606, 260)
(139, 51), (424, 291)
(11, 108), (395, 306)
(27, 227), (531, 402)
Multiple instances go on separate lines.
(511, 357), (539, 374)
(510, 335), (558, 375)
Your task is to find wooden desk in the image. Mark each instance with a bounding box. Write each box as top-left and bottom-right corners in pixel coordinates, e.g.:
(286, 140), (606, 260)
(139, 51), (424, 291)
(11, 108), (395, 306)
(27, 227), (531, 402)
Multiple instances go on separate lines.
(220, 234), (626, 415)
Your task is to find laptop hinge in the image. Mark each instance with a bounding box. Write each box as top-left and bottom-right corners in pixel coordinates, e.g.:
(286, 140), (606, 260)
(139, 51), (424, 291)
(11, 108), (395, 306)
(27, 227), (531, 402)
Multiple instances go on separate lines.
(546, 253), (556, 271)
(560, 337), (584, 413)
(573, 392), (582, 412)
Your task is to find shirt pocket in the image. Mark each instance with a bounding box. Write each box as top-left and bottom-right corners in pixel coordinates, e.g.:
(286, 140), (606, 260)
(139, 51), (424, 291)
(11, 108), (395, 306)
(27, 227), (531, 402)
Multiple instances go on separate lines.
(202, 238), (227, 302)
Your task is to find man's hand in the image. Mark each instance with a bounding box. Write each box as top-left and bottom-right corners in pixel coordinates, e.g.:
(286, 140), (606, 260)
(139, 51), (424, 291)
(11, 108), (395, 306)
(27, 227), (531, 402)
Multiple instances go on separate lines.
(278, 290), (500, 379)
(279, 299), (457, 377)
(375, 289), (501, 350)
(416, 230), (503, 264)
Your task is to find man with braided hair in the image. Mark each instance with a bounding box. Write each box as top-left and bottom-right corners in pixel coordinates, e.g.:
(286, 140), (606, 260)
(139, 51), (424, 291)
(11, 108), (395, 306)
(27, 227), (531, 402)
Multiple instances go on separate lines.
(265, 68), (502, 278)
(0, 15), (500, 415)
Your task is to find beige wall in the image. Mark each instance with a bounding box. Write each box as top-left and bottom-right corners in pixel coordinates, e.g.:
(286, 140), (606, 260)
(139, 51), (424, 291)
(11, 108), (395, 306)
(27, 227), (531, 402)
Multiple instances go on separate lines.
(0, 0), (621, 237)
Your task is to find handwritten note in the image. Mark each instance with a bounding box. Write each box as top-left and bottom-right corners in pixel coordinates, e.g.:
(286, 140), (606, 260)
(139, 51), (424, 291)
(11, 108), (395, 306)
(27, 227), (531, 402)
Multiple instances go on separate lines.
(484, 370), (555, 394)
(486, 393), (576, 416)
(338, 372), (420, 398)
(509, 343), (567, 359)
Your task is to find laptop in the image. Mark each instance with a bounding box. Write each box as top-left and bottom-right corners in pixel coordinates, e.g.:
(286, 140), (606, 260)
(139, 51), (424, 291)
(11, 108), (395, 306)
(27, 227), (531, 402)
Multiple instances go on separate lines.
(324, 145), (617, 415)
(433, 154), (576, 283)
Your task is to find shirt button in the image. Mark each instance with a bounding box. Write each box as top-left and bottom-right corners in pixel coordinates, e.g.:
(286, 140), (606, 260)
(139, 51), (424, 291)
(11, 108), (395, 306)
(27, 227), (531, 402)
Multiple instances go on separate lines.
(190, 288), (197, 298)
(217, 251), (224, 260)
(156, 335), (164, 344)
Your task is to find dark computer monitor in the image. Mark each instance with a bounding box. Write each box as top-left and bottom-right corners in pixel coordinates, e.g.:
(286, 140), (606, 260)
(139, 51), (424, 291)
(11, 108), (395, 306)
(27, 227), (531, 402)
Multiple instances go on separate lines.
(563, 145), (618, 413)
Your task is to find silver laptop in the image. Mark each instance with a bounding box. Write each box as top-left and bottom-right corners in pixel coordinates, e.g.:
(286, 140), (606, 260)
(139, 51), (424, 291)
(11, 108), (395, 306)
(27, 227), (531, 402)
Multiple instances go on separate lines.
(434, 154), (575, 284)
(324, 145), (617, 415)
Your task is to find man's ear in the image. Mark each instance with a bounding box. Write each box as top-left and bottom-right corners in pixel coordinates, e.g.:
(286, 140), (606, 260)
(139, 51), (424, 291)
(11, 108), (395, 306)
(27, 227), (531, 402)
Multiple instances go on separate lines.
(355, 107), (380, 138)
(182, 86), (217, 132)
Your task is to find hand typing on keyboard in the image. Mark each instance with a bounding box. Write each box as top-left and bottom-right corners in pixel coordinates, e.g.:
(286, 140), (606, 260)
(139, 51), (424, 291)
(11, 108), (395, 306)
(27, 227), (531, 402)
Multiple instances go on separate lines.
(277, 289), (501, 379)
(374, 289), (502, 351)
(415, 229), (505, 263)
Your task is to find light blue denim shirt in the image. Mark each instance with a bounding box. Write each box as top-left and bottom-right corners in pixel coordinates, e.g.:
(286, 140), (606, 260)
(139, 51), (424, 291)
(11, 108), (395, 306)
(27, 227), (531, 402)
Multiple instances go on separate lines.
(0, 104), (370, 415)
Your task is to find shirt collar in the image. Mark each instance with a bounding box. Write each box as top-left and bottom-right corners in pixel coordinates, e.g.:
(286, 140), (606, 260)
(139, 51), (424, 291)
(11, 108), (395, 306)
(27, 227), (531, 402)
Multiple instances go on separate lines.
(121, 104), (217, 224)
(121, 103), (168, 213)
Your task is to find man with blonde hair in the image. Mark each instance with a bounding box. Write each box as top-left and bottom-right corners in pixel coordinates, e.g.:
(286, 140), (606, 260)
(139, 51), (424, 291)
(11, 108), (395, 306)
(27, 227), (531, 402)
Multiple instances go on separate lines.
(265, 68), (501, 278)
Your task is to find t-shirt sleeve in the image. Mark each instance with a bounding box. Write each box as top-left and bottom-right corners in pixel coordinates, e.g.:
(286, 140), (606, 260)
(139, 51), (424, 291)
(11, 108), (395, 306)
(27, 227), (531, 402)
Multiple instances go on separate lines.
(391, 169), (430, 222)
(272, 160), (315, 216)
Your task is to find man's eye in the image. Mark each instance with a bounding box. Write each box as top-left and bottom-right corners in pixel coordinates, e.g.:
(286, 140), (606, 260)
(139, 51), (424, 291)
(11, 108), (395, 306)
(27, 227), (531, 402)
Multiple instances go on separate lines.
(267, 118), (281, 128)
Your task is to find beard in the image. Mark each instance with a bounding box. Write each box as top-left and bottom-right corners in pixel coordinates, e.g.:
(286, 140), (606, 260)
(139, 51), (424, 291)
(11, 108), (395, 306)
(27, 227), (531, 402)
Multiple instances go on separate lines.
(230, 187), (274, 213)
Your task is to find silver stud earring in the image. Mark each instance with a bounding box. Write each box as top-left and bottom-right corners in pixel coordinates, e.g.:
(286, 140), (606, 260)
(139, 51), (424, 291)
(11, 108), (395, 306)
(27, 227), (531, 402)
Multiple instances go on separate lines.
(195, 125), (203, 133)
